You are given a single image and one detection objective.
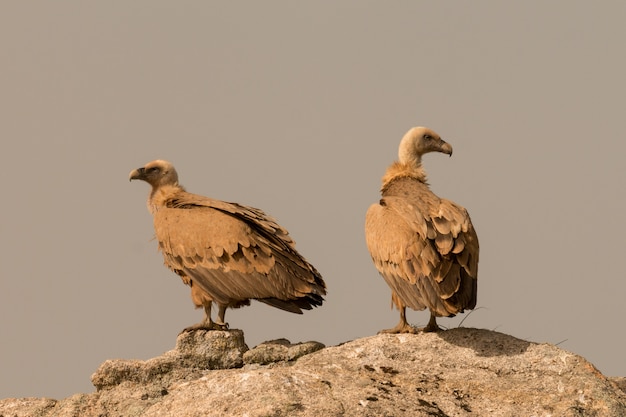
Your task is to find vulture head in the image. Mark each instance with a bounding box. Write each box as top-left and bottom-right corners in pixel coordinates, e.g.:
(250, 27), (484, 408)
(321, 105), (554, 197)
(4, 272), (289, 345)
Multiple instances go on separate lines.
(129, 159), (179, 188)
(398, 127), (453, 165)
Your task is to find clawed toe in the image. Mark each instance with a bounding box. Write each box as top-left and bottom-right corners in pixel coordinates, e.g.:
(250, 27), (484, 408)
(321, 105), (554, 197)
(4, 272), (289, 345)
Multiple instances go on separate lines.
(421, 323), (441, 333)
(378, 323), (419, 334)
(180, 321), (229, 334)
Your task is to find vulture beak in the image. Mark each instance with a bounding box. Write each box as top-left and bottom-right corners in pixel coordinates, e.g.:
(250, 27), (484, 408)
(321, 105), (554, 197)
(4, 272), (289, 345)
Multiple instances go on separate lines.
(440, 140), (453, 157)
(129, 167), (146, 182)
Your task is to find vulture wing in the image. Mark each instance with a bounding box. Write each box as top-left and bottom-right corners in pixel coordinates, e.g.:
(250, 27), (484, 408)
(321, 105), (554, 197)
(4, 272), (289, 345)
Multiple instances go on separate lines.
(154, 190), (325, 312)
(365, 194), (478, 317)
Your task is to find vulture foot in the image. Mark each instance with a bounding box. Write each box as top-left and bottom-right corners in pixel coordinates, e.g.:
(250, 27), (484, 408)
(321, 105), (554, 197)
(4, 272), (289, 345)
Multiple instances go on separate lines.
(421, 314), (441, 333)
(379, 307), (418, 334)
(180, 321), (229, 334)
(378, 323), (419, 334)
(420, 323), (442, 333)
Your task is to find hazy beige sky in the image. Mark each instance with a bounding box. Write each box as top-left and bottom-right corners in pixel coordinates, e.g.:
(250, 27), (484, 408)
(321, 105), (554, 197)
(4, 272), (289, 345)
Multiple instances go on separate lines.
(1, 1), (625, 399)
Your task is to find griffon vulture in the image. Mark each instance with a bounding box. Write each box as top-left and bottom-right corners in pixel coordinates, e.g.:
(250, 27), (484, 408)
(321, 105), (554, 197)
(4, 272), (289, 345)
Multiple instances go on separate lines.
(365, 127), (478, 333)
(129, 160), (326, 331)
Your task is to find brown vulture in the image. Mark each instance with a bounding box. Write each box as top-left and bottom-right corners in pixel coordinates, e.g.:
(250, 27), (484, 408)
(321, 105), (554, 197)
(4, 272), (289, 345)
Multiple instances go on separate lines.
(365, 127), (478, 333)
(129, 160), (326, 332)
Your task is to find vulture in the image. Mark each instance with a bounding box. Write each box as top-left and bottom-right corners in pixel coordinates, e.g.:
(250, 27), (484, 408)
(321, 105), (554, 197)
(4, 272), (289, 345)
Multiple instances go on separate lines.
(365, 127), (478, 333)
(129, 160), (326, 332)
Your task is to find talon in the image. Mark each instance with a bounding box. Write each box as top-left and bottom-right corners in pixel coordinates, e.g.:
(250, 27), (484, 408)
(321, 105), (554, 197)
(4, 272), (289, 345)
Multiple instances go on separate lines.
(421, 313), (441, 333)
(379, 306), (419, 334)
(421, 324), (441, 333)
(213, 322), (229, 331)
(378, 323), (418, 334)
(180, 321), (229, 333)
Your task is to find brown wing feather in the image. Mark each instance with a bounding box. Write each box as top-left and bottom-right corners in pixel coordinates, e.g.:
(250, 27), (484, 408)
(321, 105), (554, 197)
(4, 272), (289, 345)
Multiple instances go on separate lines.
(365, 192), (478, 317)
(154, 189), (325, 312)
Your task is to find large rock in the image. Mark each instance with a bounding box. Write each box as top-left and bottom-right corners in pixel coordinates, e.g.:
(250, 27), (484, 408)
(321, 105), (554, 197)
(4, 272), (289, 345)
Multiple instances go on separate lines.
(1, 328), (625, 416)
(91, 329), (248, 390)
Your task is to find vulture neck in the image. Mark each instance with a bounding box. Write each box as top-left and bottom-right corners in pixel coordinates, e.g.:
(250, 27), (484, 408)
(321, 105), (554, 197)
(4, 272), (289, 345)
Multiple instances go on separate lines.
(381, 161), (428, 193)
(147, 184), (183, 214)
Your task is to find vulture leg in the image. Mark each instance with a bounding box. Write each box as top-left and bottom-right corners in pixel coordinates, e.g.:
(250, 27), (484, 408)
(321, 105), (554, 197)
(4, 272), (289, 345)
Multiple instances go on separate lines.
(379, 306), (418, 334)
(215, 303), (229, 330)
(181, 300), (228, 333)
(422, 312), (441, 333)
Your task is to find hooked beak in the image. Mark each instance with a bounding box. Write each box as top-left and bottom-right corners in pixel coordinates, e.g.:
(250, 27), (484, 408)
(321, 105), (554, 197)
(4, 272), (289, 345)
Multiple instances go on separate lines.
(440, 140), (453, 157)
(129, 167), (145, 182)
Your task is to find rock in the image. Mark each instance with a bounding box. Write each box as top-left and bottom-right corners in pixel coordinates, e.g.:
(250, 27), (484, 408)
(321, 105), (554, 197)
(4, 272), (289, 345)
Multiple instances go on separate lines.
(0, 397), (57, 417)
(91, 329), (248, 390)
(612, 377), (626, 394)
(243, 338), (325, 365)
(1, 328), (625, 416)
(173, 328), (248, 368)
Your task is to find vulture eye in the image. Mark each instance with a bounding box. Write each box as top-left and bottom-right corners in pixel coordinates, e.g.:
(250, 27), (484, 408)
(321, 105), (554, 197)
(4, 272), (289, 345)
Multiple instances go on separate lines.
(423, 134), (432, 141)
(148, 167), (160, 174)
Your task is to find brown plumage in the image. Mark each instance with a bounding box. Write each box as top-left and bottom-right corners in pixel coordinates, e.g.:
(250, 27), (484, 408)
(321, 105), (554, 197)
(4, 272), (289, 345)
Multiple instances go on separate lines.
(129, 160), (326, 332)
(365, 127), (478, 333)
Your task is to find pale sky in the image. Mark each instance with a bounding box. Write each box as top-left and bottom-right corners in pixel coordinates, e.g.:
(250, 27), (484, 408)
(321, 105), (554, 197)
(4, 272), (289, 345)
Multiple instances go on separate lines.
(1, 1), (625, 400)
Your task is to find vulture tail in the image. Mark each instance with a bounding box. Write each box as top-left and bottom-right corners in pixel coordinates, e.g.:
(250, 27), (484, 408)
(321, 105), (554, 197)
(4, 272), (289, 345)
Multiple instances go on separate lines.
(257, 294), (325, 314)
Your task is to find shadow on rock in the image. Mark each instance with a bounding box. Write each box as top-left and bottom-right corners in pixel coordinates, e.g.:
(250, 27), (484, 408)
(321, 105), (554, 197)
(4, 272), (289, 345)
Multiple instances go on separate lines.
(437, 327), (532, 357)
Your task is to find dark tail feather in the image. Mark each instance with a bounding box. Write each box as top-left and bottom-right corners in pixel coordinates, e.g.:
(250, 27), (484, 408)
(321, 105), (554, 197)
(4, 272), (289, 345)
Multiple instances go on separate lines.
(257, 294), (325, 314)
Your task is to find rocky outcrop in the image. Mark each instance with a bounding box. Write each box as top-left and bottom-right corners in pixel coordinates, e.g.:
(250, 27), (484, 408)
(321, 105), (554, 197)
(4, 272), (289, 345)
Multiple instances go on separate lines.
(91, 329), (249, 391)
(2, 328), (625, 416)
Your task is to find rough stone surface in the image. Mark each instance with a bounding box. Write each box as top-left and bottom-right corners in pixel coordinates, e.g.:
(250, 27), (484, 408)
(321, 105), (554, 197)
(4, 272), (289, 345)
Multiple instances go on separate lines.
(91, 329), (248, 390)
(1, 328), (625, 416)
(612, 376), (626, 394)
(243, 338), (325, 365)
(0, 397), (57, 417)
